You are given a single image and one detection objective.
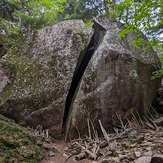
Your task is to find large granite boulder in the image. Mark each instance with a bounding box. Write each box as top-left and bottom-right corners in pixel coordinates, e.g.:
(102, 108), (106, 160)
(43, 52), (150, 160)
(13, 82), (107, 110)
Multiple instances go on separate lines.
(0, 20), (94, 138)
(65, 18), (161, 139)
(0, 18), (161, 140)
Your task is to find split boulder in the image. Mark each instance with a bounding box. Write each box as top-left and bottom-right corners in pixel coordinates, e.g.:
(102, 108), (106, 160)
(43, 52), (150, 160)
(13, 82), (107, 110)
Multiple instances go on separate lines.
(65, 18), (161, 139)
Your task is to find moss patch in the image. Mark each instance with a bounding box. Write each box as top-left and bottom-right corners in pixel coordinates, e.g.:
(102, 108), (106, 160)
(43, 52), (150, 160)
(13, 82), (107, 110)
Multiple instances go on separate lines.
(0, 114), (43, 162)
(0, 47), (41, 105)
(159, 55), (163, 67)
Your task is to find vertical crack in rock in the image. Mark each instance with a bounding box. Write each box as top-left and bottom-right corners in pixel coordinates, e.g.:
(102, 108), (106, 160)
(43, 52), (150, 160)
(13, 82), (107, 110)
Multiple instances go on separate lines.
(63, 21), (106, 138)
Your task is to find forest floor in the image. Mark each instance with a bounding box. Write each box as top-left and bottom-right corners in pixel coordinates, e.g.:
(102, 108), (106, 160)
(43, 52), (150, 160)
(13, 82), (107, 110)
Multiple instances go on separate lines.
(40, 115), (163, 163)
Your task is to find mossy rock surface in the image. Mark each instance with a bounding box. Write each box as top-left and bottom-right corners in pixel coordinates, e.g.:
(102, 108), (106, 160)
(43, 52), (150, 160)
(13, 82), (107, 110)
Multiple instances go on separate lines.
(66, 18), (161, 139)
(0, 20), (94, 138)
(0, 114), (43, 163)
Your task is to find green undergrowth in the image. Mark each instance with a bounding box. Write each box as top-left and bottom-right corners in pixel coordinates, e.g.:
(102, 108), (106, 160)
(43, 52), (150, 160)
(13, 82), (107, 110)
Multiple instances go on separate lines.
(0, 114), (43, 162)
(159, 55), (163, 67)
(151, 55), (163, 80)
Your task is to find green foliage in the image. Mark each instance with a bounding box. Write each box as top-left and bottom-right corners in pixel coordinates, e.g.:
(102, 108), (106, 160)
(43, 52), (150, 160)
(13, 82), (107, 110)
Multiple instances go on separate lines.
(0, 0), (65, 55)
(84, 19), (93, 27)
(116, 0), (162, 39)
(0, 114), (42, 162)
(0, 0), (162, 61)
(151, 69), (163, 80)
(150, 43), (163, 80)
(155, 43), (163, 57)
(63, 0), (100, 20)
(1, 0), (65, 33)
(159, 55), (163, 66)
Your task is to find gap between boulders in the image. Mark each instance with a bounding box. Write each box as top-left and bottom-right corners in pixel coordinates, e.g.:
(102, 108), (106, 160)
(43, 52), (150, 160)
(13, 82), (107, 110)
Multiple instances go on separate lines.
(63, 21), (106, 138)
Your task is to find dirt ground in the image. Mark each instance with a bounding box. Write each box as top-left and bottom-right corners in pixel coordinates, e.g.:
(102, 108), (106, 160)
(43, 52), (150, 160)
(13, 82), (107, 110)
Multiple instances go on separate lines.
(40, 140), (93, 163)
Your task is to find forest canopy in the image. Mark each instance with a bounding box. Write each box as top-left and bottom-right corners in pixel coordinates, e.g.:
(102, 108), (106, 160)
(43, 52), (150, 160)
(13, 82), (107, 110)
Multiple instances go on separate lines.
(0, 0), (162, 65)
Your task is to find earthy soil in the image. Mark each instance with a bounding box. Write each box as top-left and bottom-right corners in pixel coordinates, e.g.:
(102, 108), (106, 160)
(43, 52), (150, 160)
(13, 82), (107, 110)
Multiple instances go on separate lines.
(40, 140), (92, 163)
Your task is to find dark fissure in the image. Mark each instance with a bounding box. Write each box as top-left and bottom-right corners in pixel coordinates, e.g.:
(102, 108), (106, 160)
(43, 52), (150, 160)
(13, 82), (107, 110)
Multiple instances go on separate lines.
(62, 22), (106, 132)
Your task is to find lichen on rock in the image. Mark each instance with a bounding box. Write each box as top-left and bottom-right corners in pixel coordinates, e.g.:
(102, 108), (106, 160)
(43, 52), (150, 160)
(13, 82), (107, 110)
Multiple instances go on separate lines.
(0, 20), (94, 138)
(65, 18), (161, 139)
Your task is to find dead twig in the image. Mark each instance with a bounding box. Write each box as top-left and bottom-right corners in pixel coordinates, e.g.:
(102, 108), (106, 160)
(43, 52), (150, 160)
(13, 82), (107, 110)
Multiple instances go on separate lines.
(150, 104), (159, 117)
(75, 142), (97, 160)
(87, 119), (92, 140)
(99, 120), (110, 143)
(135, 110), (145, 128)
(75, 152), (86, 161)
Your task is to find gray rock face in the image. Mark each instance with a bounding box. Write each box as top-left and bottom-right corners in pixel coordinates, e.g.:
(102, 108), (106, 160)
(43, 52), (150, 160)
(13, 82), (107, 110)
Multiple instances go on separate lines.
(0, 64), (11, 93)
(0, 20), (94, 138)
(0, 18), (161, 140)
(65, 18), (161, 139)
